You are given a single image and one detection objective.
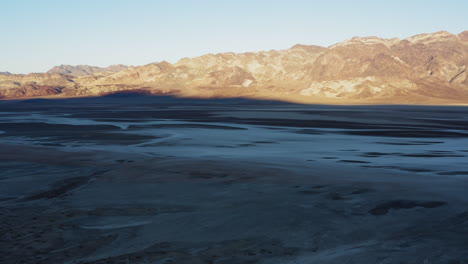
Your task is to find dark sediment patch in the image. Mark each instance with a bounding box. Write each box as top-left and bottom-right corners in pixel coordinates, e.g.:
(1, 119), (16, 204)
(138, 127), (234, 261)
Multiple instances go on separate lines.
(437, 171), (468, 176)
(360, 165), (434, 173)
(341, 130), (468, 138)
(0, 123), (121, 142)
(338, 160), (371, 164)
(140, 141), (177, 147)
(238, 143), (256, 147)
(84, 206), (194, 216)
(115, 159), (134, 164)
(23, 176), (90, 200)
(321, 157), (338, 159)
(128, 123), (247, 130)
(375, 142), (436, 146)
(2, 130), (159, 145)
(360, 152), (402, 157)
(39, 143), (64, 147)
(227, 118), (389, 129)
(295, 129), (324, 135)
(412, 119), (468, 130)
(326, 192), (347, 200)
(369, 200), (447, 216)
(351, 188), (374, 195)
(448, 211), (468, 225)
(0, 203), (194, 263)
(189, 171), (229, 179)
(361, 165), (399, 169)
(69, 110), (215, 120)
(22, 170), (108, 201)
(230, 117), (463, 131)
(310, 185), (328, 189)
(0, 206), (119, 264)
(0, 122), (119, 133)
(186, 116), (459, 134)
(261, 127), (290, 131)
(298, 186), (327, 194)
(399, 153), (465, 158)
(0, 197), (17, 202)
(81, 238), (298, 264)
(0, 122), (159, 145)
(398, 168), (435, 173)
(51, 132), (159, 145)
(94, 118), (151, 123)
(299, 190), (322, 195)
(413, 141), (445, 144)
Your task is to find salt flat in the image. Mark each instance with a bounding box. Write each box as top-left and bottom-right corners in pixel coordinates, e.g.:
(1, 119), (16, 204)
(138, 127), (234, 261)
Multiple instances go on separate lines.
(0, 97), (467, 263)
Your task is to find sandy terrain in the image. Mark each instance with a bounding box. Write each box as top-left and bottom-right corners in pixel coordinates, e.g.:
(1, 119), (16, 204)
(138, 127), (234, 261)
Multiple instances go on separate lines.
(0, 96), (467, 263)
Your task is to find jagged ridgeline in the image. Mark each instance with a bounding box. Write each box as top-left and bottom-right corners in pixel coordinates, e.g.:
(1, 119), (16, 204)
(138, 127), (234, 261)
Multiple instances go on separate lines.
(1, 31), (467, 104)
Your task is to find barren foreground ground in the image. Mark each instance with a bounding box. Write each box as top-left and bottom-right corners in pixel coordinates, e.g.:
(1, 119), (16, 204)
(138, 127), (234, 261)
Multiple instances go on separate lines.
(0, 96), (467, 264)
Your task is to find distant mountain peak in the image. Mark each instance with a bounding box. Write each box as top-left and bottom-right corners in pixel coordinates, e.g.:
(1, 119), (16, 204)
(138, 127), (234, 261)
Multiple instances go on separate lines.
(458, 31), (468, 42)
(330, 36), (400, 48)
(406, 31), (458, 44)
(47, 64), (129, 76)
(290, 44), (326, 52)
(157, 61), (173, 69)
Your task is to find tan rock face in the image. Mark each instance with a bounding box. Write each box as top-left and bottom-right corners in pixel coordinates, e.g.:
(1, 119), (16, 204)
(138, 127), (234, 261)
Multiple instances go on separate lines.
(1, 30), (467, 104)
(0, 73), (74, 98)
(459, 31), (468, 42)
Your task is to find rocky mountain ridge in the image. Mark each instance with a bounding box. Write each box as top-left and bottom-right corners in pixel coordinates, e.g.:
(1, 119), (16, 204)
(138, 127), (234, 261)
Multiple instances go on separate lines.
(47, 64), (129, 76)
(1, 30), (467, 104)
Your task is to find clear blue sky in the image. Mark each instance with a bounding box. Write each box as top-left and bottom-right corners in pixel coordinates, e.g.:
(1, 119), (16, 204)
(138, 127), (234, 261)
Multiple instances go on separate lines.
(2, 0), (467, 74)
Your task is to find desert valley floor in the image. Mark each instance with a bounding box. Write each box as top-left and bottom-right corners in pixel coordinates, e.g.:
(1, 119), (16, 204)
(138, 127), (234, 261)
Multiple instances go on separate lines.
(0, 96), (467, 264)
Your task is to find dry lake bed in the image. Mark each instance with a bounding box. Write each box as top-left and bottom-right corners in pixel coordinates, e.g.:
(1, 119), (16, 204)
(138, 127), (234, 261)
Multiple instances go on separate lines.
(0, 96), (468, 264)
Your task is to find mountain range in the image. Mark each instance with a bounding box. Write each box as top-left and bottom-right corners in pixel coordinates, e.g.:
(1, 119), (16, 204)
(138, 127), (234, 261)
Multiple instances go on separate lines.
(1, 30), (467, 104)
